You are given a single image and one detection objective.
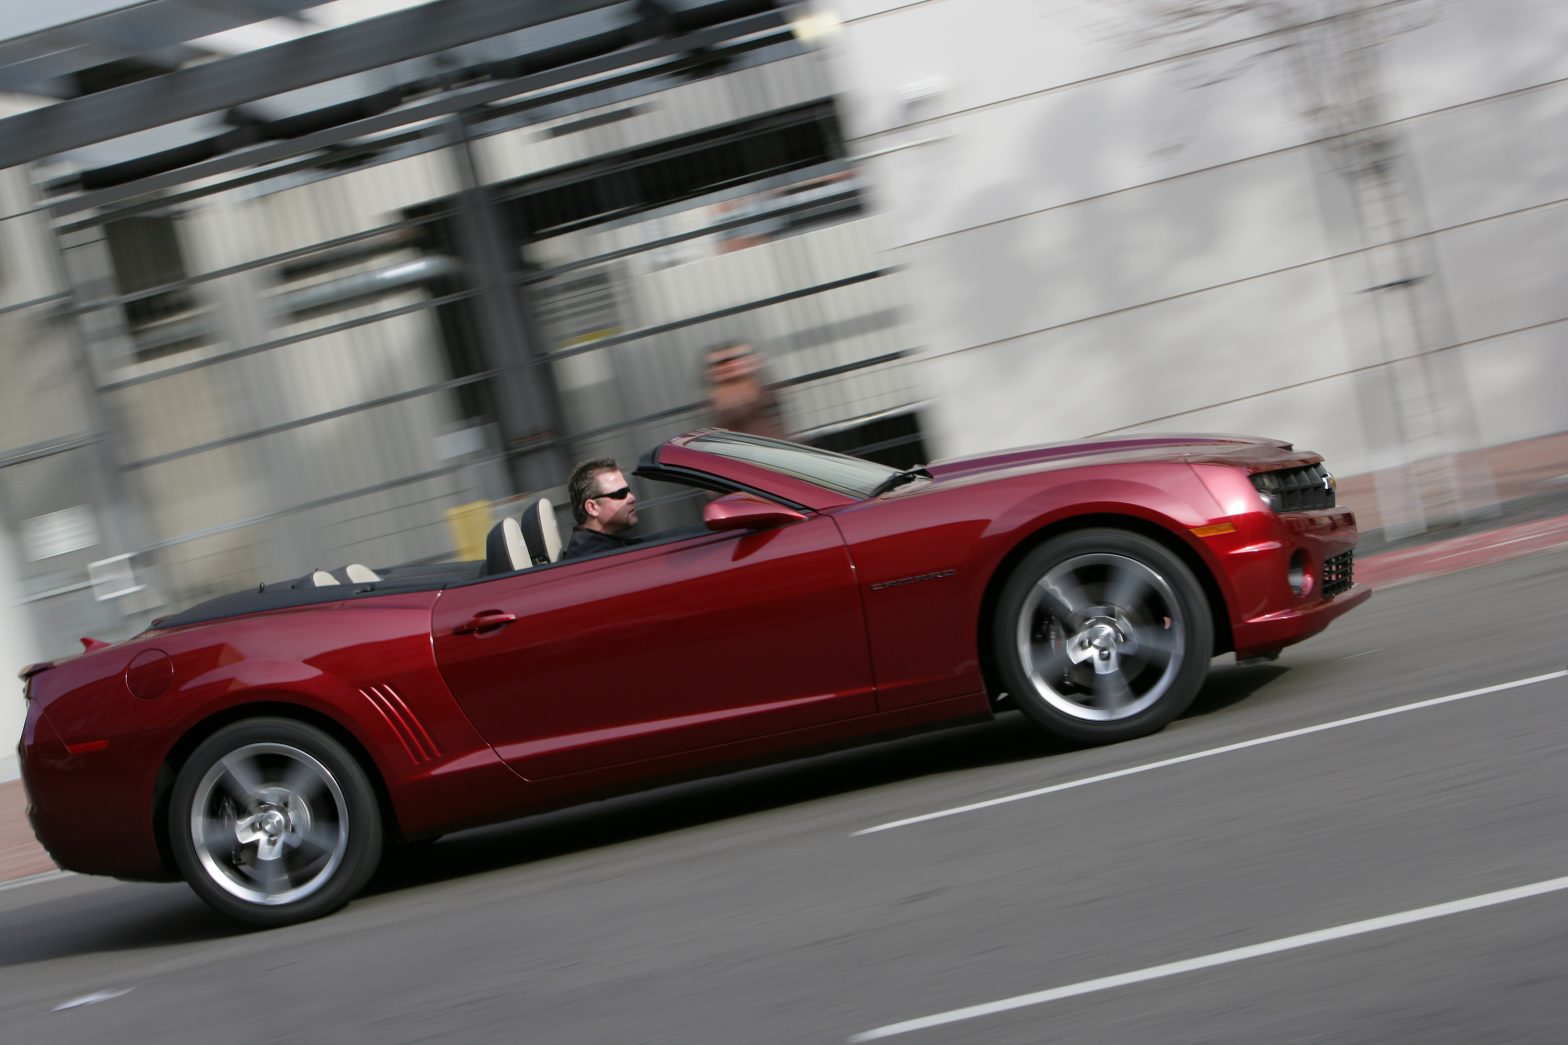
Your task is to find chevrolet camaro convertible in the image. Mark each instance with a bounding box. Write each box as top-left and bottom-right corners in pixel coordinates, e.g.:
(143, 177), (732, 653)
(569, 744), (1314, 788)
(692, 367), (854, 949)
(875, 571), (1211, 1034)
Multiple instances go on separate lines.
(19, 430), (1369, 925)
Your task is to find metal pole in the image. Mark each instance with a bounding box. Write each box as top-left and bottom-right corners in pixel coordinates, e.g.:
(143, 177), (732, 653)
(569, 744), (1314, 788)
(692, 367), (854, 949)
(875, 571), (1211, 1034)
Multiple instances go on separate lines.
(442, 113), (570, 494)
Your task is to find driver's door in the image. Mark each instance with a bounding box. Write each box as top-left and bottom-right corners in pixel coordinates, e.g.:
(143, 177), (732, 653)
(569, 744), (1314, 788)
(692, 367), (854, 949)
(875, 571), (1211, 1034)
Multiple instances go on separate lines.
(429, 516), (874, 780)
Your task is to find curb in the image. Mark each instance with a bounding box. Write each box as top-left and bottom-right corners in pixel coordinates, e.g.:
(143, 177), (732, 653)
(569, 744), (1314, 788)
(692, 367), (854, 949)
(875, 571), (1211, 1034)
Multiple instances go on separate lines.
(3, 510), (1566, 888)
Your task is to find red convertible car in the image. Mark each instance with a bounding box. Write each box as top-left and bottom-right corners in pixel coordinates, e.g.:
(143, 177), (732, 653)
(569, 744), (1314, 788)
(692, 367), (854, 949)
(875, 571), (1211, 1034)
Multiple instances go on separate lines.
(18, 429), (1368, 925)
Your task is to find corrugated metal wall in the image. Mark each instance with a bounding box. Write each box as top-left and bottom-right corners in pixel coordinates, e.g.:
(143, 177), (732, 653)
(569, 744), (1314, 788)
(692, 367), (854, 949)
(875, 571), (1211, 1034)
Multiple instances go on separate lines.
(0, 37), (928, 657)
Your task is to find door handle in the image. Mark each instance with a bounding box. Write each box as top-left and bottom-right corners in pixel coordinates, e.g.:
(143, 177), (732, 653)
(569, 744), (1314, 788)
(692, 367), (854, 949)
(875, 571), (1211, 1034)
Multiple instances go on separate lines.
(454, 611), (518, 635)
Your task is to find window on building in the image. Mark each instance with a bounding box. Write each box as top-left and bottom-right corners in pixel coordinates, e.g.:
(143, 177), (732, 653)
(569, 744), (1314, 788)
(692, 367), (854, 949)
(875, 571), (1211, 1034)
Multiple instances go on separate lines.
(103, 212), (203, 361)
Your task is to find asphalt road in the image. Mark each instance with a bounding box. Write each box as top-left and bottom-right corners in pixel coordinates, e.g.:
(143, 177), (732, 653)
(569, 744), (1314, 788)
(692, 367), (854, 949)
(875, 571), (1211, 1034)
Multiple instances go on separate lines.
(3, 546), (1567, 1044)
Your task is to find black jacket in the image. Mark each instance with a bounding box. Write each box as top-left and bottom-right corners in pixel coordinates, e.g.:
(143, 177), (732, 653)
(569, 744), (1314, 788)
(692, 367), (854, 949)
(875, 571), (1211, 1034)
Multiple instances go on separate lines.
(561, 526), (641, 561)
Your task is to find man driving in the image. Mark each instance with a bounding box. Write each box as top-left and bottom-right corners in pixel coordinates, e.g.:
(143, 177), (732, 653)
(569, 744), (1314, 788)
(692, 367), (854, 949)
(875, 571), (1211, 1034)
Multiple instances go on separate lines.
(561, 457), (642, 560)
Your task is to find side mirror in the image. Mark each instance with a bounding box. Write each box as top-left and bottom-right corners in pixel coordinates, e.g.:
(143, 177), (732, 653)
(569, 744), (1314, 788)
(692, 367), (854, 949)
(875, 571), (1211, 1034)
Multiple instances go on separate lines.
(703, 493), (807, 532)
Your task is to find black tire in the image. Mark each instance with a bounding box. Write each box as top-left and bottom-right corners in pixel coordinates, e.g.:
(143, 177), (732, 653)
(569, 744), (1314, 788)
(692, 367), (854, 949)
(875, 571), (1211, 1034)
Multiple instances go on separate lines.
(993, 529), (1213, 744)
(168, 717), (383, 927)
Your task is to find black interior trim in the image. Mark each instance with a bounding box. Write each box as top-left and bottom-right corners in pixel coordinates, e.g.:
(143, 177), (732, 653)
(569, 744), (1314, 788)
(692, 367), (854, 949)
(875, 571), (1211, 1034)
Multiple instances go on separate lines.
(632, 462), (813, 513)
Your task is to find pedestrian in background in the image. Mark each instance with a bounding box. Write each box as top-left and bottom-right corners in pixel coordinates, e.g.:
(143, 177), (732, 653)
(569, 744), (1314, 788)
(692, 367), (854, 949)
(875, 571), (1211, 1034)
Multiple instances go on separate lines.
(703, 340), (786, 438)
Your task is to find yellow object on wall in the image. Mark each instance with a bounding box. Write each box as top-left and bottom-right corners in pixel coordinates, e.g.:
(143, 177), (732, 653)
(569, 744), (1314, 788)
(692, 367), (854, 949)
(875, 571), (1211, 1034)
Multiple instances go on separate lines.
(445, 501), (495, 563)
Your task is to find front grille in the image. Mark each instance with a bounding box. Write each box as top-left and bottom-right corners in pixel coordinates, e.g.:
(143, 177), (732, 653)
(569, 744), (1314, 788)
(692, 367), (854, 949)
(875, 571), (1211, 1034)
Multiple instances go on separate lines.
(1322, 550), (1354, 597)
(1252, 463), (1336, 511)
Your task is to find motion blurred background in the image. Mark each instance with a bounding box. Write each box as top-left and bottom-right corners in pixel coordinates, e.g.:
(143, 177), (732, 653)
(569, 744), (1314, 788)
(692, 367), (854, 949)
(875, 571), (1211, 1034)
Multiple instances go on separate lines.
(0, 0), (1563, 778)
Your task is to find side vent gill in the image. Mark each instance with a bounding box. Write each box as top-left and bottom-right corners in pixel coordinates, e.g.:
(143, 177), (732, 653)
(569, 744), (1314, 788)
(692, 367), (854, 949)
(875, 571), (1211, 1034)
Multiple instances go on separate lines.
(360, 684), (441, 764)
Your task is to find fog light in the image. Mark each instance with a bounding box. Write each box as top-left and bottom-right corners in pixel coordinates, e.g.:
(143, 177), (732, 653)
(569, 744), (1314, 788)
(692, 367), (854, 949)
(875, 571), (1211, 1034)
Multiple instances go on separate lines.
(1288, 549), (1314, 597)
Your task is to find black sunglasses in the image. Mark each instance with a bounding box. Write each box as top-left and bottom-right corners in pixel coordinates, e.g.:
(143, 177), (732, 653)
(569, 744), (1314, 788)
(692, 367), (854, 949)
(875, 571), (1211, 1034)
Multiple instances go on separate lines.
(592, 485), (632, 501)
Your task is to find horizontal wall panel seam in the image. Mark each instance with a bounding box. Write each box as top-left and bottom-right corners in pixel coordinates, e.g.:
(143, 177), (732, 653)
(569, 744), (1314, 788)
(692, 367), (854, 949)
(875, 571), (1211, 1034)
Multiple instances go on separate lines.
(520, 185), (860, 282)
(1077, 314), (1568, 437)
(885, 93), (1568, 252)
(522, 349), (915, 450)
(841, 0), (943, 24)
(97, 289), (480, 391)
(537, 269), (893, 361)
(848, 0), (1407, 138)
(910, 193), (1568, 356)
(0, 432), (104, 469)
(849, 6), (1560, 144)
(122, 371), (500, 470)
(63, 214), (457, 312)
(141, 457), (501, 553)
(0, 292), (69, 317)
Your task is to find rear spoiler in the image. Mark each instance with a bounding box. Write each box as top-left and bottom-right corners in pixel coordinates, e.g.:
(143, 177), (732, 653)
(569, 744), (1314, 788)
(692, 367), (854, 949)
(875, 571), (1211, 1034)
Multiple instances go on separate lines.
(18, 660), (56, 682)
(17, 637), (108, 681)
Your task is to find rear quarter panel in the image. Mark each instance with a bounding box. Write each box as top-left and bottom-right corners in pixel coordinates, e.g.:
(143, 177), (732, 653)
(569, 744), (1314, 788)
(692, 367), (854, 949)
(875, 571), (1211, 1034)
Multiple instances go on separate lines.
(25, 593), (524, 878)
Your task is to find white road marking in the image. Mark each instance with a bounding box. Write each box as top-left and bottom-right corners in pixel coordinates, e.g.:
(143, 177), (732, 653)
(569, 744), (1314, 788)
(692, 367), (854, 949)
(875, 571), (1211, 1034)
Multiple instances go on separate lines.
(53, 988), (133, 1012)
(1433, 534), (1547, 560)
(0, 869), (74, 893)
(1336, 648), (1384, 661)
(852, 669), (1568, 836)
(848, 874), (1568, 1042)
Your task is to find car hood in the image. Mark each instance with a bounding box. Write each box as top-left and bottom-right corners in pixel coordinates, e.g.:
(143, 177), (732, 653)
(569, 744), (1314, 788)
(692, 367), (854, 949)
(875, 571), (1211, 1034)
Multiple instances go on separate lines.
(923, 433), (1303, 484)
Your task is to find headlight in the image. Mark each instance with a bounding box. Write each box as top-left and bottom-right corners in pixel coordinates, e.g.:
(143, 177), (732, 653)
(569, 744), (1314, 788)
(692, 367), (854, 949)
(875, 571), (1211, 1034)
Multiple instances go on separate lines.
(1252, 471), (1282, 510)
(1250, 464), (1335, 512)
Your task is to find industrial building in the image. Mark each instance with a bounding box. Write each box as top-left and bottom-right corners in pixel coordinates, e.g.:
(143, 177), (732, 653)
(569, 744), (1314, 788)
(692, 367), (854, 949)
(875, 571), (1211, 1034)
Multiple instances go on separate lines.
(1, 0), (1563, 775)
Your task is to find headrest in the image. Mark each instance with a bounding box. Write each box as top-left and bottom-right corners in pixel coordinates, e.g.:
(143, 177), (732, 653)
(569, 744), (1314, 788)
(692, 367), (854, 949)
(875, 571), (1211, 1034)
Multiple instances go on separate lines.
(341, 563), (381, 584)
(519, 497), (563, 565)
(484, 517), (529, 575)
(310, 569), (339, 587)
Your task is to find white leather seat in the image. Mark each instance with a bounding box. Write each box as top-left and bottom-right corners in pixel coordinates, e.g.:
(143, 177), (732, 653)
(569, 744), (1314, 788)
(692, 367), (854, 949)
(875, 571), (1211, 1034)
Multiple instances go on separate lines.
(483, 517), (530, 574)
(519, 497), (563, 565)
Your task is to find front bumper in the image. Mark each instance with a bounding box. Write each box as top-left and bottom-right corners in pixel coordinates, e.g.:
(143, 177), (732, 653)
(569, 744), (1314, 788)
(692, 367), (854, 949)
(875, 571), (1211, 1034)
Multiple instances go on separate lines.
(1233, 583), (1372, 656)
(1186, 468), (1371, 656)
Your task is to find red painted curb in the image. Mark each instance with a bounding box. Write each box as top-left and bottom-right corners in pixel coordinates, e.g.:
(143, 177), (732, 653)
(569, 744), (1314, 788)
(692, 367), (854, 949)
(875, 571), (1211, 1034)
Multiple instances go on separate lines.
(4, 513), (1566, 885)
(1358, 514), (1568, 589)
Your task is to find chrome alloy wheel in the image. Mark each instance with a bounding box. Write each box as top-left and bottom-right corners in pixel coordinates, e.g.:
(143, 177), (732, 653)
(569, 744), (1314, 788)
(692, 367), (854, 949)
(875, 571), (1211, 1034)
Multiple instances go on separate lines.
(1014, 552), (1185, 722)
(188, 742), (349, 906)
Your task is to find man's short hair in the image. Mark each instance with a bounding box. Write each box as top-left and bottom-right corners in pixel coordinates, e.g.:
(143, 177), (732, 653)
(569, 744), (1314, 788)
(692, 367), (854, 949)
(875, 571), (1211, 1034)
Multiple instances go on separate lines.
(700, 340), (752, 381)
(567, 457), (619, 524)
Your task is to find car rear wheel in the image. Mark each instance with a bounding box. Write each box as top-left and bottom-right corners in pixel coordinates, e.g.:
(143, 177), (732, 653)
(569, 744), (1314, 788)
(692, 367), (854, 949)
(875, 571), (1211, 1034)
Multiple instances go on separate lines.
(169, 718), (383, 927)
(994, 529), (1213, 744)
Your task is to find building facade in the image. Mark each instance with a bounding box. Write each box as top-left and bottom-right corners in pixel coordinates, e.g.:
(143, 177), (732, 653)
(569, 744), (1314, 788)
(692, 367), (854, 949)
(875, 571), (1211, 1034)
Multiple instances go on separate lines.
(0, 2), (930, 692)
(1, 0), (1564, 772)
(826, 0), (1565, 533)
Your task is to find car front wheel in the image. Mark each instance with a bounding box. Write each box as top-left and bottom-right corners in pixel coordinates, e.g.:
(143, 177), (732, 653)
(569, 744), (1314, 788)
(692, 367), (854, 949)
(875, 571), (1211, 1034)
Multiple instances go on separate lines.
(169, 717), (383, 927)
(994, 529), (1213, 744)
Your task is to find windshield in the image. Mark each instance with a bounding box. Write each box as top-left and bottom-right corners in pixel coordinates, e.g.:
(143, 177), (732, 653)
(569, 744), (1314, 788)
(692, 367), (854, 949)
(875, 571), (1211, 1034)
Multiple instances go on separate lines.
(689, 432), (899, 499)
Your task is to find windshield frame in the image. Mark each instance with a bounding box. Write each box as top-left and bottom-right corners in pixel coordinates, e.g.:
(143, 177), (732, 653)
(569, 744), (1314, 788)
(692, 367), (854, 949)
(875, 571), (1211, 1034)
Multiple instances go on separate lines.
(682, 431), (902, 500)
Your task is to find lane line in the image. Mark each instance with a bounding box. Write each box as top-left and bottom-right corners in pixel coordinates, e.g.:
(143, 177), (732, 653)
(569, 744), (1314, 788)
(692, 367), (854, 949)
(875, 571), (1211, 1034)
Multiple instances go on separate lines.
(848, 874), (1568, 1042)
(53, 988), (133, 1012)
(1433, 533), (1550, 560)
(0, 869), (73, 893)
(852, 669), (1568, 836)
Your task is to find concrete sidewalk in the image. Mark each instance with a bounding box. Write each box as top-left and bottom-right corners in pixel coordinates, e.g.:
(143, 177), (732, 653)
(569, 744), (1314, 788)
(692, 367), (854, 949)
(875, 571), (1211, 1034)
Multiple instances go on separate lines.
(1, 778), (54, 882)
(3, 430), (1564, 885)
(1337, 430), (1568, 542)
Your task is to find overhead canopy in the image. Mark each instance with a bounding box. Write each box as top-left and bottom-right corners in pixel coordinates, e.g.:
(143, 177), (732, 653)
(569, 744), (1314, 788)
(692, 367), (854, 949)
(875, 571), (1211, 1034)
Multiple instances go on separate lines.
(0, 0), (333, 96)
(0, 0), (787, 191)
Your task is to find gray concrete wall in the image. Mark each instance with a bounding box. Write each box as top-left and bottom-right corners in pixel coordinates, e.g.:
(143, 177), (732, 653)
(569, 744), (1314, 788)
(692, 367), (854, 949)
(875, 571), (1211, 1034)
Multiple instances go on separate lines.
(0, 519), (41, 780)
(824, 0), (1566, 529)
